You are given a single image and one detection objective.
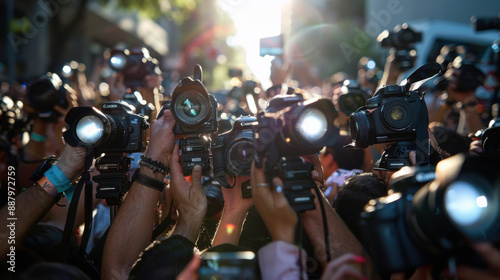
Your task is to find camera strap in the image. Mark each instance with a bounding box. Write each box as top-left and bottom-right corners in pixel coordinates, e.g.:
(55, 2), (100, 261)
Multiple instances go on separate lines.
(61, 148), (94, 263)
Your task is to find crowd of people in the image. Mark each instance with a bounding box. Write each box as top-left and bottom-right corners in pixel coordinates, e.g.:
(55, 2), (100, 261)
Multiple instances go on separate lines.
(0, 24), (500, 280)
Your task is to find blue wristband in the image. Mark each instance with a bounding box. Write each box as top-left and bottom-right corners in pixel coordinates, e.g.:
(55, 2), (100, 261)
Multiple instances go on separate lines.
(45, 165), (74, 202)
(31, 132), (48, 142)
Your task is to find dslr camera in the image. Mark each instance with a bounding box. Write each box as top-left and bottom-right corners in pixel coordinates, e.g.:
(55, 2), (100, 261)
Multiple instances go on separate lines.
(348, 63), (442, 170)
(107, 47), (160, 89)
(378, 23), (422, 70)
(159, 65), (218, 176)
(254, 94), (338, 211)
(64, 101), (149, 155)
(26, 73), (68, 122)
(212, 115), (256, 188)
(360, 155), (500, 275)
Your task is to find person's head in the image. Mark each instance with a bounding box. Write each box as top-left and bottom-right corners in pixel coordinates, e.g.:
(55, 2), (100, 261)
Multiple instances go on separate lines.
(130, 235), (197, 279)
(430, 124), (472, 158)
(320, 136), (365, 179)
(334, 173), (388, 241)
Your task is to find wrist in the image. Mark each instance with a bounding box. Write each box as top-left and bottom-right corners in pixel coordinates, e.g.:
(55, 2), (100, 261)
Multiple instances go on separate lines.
(271, 227), (296, 244)
(138, 165), (166, 182)
(174, 217), (203, 242)
(56, 162), (78, 182)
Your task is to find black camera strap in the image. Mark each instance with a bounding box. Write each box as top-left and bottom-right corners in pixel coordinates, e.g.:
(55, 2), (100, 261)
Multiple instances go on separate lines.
(61, 148), (94, 263)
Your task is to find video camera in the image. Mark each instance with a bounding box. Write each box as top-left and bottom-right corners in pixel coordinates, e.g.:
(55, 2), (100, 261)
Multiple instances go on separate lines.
(254, 94), (338, 211)
(159, 64), (218, 176)
(26, 73), (68, 122)
(378, 23), (422, 70)
(348, 63), (442, 170)
(107, 47), (160, 89)
(360, 155), (500, 275)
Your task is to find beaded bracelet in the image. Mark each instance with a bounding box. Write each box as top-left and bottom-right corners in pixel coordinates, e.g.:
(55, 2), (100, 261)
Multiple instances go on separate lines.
(139, 155), (170, 175)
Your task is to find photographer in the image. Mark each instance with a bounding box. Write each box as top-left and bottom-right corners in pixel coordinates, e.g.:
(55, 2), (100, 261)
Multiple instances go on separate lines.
(0, 143), (86, 259)
(102, 109), (207, 280)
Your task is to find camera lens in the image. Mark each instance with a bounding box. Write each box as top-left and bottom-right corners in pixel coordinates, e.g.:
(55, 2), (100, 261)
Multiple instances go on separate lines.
(444, 181), (489, 227)
(173, 90), (211, 126)
(381, 100), (413, 131)
(110, 53), (127, 71)
(349, 111), (374, 148)
(339, 94), (366, 115)
(182, 98), (201, 117)
(226, 137), (254, 176)
(296, 108), (328, 142)
(390, 106), (406, 121)
(76, 115), (105, 144)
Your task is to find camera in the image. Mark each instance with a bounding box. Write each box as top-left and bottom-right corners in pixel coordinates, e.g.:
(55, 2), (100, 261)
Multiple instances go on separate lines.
(0, 95), (29, 151)
(360, 155), (500, 274)
(338, 80), (371, 116)
(254, 94), (338, 211)
(159, 65), (218, 176)
(122, 91), (154, 122)
(107, 47), (160, 89)
(201, 176), (225, 217)
(212, 116), (256, 188)
(348, 63), (442, 170)
(378, 23), (422, 70)
(63, 101), (149, 155)
(26, 73), (68, 122)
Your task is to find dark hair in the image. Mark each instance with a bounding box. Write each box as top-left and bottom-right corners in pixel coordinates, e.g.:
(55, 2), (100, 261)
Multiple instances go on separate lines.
(16, 262), (90, 280)
(324, 136), (365, 170)
(129, 235), (196, 279)
(430, 125), (471, 157)
(334, 173), (387, 241)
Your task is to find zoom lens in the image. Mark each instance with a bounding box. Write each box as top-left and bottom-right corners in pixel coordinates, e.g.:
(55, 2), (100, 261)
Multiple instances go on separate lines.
(173, 90), (211, 126)
(76, 115), (105, 144)
(296, 108), (328, 142)
(349, 111), (374, 148)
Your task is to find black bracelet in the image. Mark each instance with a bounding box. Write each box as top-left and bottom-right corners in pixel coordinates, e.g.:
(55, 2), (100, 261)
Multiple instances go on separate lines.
(132, 169), (166, 192)
(139, 155), (170, 175)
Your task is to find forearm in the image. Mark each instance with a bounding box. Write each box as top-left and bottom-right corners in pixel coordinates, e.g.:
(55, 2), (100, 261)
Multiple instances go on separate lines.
(302, 193), (364, 266)
(102, 169), (162, 280)
(0, 183), (54, 259)
(212, 208), (248, 246)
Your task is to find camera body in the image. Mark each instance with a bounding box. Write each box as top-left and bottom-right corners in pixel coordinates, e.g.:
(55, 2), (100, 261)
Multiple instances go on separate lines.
(122, 91), (154, 122)
(278, 157), (316, 212)
(361, 156), (500, 274)
(212, 116), (256, 178)
(201, 176), (224, 217)
(26, 73), (68, 122)
(108, 47), (160, 89)
(64, 101), (149, 155)
(349, 84), (424, 148)
(179, 136), (212, 176)
(378, 24), (422, 70)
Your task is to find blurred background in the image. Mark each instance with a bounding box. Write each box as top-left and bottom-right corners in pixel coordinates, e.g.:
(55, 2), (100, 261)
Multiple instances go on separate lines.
(0, 0), (499, 92)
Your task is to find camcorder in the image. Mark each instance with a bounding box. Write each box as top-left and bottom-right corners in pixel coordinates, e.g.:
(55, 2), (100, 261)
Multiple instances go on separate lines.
(378, 23), (422, 70)
(107, 47), (160, 89)
(26, 73), (68, 122)
(254, 94), (338, 212)
(158, 64), (218, 176)
(64, 101), (149, 205)
(348, 63), (442, 170)
(338, 80), (371, 116)
(212, 116), (256, 188)
(360, 155), (500, 275)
